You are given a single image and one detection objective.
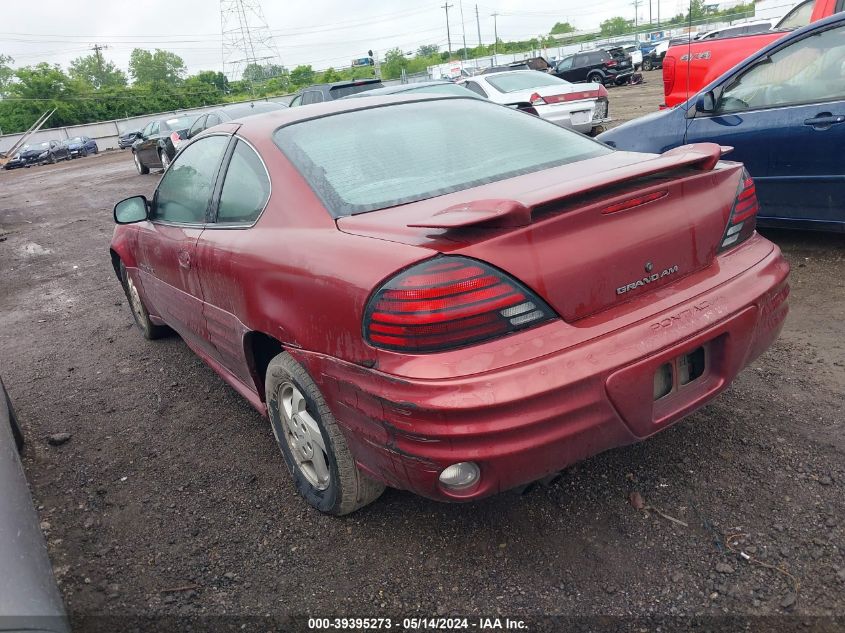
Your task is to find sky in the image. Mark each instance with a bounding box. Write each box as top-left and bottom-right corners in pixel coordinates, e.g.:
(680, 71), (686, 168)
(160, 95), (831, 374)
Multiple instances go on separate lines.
(1, 0), (693, 78)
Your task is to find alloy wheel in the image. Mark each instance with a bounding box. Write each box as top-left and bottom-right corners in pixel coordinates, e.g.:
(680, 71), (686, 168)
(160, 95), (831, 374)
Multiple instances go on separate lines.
(277, 381), (330, 490)
(126, 275), (145, 326)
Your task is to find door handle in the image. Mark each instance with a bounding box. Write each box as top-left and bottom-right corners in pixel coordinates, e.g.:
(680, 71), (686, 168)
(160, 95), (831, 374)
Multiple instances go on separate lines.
(177, 250), (191, 269)
(804, 113), (845, 127)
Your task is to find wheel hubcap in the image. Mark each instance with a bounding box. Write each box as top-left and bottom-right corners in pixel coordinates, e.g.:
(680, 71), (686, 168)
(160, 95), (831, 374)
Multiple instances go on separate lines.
(126, 276), (145, 324)
(278, 382), (330, 490)
(161, 153), (170, 168)
(134, 153), (141, 172)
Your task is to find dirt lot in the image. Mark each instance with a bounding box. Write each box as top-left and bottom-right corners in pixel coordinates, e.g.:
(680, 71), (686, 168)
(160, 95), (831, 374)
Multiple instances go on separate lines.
(1, 74), (844, 631)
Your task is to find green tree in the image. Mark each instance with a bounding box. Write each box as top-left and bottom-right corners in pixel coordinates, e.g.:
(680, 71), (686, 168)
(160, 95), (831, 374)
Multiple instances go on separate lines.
(0, 54), (15, 97)
(289, 64), (315, 87)
(550, 22), (575, 35)
(600, 16), (634, 36)
(69, 53), (127, 90)
(320, 67), (341, 83)
(128, 49), (186, 84)
(194, 70), (229, 92)
(381, 48), (407, 80)
(687, 0), (707, 21)
(417, 44), (439, 57)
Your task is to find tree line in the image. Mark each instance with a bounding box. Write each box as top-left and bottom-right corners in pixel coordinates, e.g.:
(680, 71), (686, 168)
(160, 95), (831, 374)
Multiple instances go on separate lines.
(0, 3), (754, 135)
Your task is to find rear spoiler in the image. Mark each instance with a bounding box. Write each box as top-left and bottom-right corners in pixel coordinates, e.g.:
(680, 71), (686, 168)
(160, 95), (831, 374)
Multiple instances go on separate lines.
(408, 143), (733, 229)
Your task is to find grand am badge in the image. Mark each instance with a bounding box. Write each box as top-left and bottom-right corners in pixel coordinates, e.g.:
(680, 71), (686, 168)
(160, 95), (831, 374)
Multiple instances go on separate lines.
(617, 264), (679, 295)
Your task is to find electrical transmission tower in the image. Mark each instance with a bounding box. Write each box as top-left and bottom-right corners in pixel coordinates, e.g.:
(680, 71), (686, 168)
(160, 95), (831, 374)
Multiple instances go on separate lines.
(220, 0), (282, 85)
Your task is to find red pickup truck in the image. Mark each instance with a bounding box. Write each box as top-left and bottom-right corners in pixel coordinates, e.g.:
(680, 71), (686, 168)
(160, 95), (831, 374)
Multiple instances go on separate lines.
(662, 0), (844, 106)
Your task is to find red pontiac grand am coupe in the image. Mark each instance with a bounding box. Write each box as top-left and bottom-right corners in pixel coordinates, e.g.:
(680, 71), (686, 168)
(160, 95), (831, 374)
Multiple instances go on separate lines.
(110, 95), (789, 515)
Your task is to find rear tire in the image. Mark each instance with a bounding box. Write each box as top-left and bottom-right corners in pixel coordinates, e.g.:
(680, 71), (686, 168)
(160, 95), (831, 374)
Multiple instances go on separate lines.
(160, 150), (171, 170)
(119, 261), (169, 340)
(642, 58), (653, 71)
(266, 352), (384, 515)
(587, 71), (604, 85)
(133, 151), (149, 175)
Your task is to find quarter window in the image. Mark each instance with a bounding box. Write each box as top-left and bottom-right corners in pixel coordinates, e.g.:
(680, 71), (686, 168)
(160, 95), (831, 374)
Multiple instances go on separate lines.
(717, 25), (845, 113)
(216, 140), (271, 224)
(152, 135), (230, 224)
(463, 81), (488, 97)
(188, 115), (207, 138)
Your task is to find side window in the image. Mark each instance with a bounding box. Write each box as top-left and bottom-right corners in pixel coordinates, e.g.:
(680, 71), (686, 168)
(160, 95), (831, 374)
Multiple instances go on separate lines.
(141, 122), (154, 137)
(776, 0), (813, 30)
(573, 54), (589, 67)
(207, 113), (222, 127)
(216, 140), (271, 224)
(188, 115), (207, 138)
(717, 24), (845, 113)
(152, 135), (230, 224)
(289, 94), (303, 107)
(463, 81), (488, 97)
(302, 90), (324, 105)
(150, 121), (160, 136)
(556, 56), (574, 71)
(595, 52), (610, 63)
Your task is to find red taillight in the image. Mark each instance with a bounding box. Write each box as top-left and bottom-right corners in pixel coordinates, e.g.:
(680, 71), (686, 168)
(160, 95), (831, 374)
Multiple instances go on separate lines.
(662, 56), (675, 97)
(605, 59), (617, 67)
(529, 92), (546, 106)
(719, 170), (758, 252)
(364, 257), (556, 353)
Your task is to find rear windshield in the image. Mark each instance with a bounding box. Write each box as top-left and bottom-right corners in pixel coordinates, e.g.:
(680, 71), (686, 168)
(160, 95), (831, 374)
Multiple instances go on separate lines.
(161, 116), (194, 131)
(328, 82), (384, 99)
(486, 71), (569, 93)
(273, 98), (609, 217)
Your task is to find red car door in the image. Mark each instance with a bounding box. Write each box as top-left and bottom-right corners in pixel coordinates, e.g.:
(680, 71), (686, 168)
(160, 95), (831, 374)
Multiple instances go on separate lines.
(193, 138), (273, 389)
(134, 134), (231, 354)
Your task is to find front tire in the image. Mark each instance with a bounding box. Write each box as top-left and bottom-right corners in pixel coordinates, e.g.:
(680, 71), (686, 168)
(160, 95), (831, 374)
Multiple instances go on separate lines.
(119, 261), (168, 339)
(159, 149), (171, 170)
(133, 151), (149, 175)
(642, 58), (653, 71)
(266, 352), (384, 515)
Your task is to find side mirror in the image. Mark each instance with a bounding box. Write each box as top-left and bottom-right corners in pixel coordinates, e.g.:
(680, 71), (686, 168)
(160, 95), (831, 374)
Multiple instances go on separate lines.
(695, 91), (716, 113)
(114, 196), (149, 224)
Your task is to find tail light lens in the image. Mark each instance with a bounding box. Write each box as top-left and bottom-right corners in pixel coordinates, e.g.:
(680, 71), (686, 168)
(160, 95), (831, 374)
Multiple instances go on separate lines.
(529, 92), (547, 106)
(364, 257), (556, 353)
(662, 56), (675, 96)
(719, 170), (758, 252)
(605, 59), (617, 67)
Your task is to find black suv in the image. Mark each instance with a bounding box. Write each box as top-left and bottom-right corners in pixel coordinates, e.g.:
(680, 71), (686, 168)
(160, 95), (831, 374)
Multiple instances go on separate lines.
(551, 48), (633, 85)
(288, 79), (385, 106)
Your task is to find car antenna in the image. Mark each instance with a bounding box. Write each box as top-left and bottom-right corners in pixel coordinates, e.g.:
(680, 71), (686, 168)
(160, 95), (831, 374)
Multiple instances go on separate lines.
(684, 0), (694, 137)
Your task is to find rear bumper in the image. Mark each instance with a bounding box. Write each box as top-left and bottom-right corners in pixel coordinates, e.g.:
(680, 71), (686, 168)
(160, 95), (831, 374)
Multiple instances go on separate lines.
(537, 101), (599, 133)
(290, 236), (789, 502)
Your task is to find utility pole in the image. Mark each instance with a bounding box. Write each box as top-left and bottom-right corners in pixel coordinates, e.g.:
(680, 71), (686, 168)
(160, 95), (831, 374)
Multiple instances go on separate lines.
(475, 4), (482, 50)
(442, 3), (454, 60)
(90, 43), (107, 76)
(632, 0), (641, 30)
(491, 12), (499, 56)
(459, 1), (468, 62)
(649, 0), (653, 25)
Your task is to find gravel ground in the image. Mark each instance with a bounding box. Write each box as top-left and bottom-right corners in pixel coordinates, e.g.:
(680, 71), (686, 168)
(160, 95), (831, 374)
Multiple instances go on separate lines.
(1, 77), (844, 632)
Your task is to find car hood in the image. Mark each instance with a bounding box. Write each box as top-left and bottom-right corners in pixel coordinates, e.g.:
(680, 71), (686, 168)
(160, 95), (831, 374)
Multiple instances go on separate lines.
(597, 106), (682, 153)
(20, 149), (46, 157)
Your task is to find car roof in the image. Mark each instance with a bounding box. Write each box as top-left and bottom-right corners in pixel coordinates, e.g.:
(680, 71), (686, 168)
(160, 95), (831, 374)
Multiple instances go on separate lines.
(300, 79), (382, 92)
(232, 93), (483, 138)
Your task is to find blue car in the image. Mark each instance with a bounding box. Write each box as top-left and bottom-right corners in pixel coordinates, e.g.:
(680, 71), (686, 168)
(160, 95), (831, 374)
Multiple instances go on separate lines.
(599, 13), (845, 232)
(62, 135), (98, 158)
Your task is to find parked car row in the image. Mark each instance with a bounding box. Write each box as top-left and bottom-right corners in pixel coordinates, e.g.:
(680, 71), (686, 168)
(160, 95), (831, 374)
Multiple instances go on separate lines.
(110, 80), (789, 516)
(287, 72), (611, 135)
(129, 102), (288, 175)
(3, 136), (100, 170)
(3, 140), (69, 169)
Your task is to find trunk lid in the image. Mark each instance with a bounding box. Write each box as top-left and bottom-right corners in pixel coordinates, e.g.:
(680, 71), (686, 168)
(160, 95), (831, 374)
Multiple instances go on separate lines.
(337, 144), (742, 322)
